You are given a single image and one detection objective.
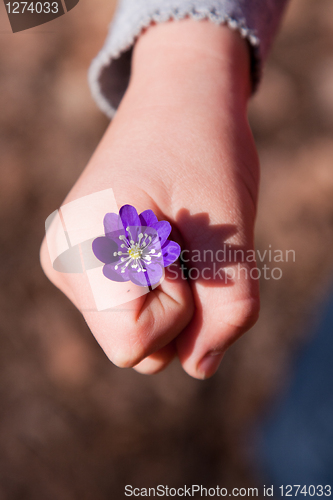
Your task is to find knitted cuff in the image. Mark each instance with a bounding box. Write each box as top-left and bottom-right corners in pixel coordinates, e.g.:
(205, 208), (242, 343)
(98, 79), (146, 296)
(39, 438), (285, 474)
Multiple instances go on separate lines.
(88, 0), (289, 118)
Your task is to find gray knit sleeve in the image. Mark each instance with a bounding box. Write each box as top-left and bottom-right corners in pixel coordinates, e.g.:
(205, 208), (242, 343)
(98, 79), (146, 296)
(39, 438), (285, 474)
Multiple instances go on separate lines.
(88, 0), (289, 118)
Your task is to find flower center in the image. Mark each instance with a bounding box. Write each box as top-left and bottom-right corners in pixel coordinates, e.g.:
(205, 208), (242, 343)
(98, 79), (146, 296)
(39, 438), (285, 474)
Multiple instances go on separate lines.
(128, 244), (142, 260)
(113, 227), (162, 274)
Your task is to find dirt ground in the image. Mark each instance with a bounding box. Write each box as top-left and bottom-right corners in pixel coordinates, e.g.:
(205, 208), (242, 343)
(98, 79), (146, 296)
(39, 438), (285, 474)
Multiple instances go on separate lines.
(1, 0), (333, 498)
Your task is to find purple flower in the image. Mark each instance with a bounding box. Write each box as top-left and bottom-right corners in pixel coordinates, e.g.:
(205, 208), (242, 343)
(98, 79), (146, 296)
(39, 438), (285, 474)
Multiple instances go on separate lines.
(92, 205), (180, 287)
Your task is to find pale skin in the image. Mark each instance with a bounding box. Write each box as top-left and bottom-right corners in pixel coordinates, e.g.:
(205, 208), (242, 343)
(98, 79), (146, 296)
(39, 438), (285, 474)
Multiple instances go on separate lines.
(40, 19), (260, 379)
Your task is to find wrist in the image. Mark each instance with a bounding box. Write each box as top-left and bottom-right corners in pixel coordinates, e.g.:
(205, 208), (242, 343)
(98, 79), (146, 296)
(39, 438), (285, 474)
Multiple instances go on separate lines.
(126, 19), (251, 115)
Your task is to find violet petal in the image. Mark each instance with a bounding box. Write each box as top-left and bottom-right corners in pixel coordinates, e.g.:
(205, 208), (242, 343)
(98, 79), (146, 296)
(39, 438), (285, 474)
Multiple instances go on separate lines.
(92, 237), (118, 264)
(119, 205), (141, 232)
(150, 221), (171, 246)
(104, 212), (122, 236)
(130, 262), (164, 287)
(139, 209), (158, 227)
(103, 262), (130, 282)
(161, 240), (181, 267)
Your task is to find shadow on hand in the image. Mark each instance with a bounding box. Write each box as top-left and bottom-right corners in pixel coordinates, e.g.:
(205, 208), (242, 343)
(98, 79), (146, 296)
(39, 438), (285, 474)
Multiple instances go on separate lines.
(167, 209), (253, 289)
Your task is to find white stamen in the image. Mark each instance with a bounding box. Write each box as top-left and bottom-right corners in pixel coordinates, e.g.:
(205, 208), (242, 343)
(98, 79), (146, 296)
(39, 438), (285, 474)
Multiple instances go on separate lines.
(113, 227), (162, 274)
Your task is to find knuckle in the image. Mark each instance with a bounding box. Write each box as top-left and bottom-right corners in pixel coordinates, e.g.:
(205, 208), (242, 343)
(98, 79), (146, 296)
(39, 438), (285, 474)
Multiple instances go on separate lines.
(108, 325), (149, 369)
(110, 344), (145, 369)
(225, 296), (260, 331)
(110, 310), (161, 368)
(110, 351), (138, 369)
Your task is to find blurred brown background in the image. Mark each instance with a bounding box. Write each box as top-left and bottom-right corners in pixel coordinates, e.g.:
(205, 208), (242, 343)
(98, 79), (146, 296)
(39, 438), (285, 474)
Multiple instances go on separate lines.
(1, 0), (333, 498)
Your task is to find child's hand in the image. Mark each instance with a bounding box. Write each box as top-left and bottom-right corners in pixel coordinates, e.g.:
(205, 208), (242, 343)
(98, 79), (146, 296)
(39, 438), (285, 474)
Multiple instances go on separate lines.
(41, 19), (260, 379)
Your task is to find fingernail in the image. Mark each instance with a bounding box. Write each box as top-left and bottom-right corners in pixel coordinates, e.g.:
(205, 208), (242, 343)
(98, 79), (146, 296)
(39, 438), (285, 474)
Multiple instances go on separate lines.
(197, 351), (224, 379)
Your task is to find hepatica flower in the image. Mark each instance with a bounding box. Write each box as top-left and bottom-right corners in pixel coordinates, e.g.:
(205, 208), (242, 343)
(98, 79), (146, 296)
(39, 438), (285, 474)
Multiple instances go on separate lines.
(92, 205), (180, 287)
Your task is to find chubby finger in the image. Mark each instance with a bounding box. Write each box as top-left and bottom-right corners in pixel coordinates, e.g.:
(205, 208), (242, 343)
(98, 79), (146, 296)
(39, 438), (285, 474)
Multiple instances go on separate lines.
(172, 196), (260, 379)
(82, 266), (193, 368)
(41, 232), (194, 369)
(133, 342), (177, 374)
(176, 271), (260, 379)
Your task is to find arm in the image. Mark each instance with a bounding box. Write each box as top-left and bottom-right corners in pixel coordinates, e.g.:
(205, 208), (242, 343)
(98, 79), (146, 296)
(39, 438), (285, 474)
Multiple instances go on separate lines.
(89, 0), (289, 117)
